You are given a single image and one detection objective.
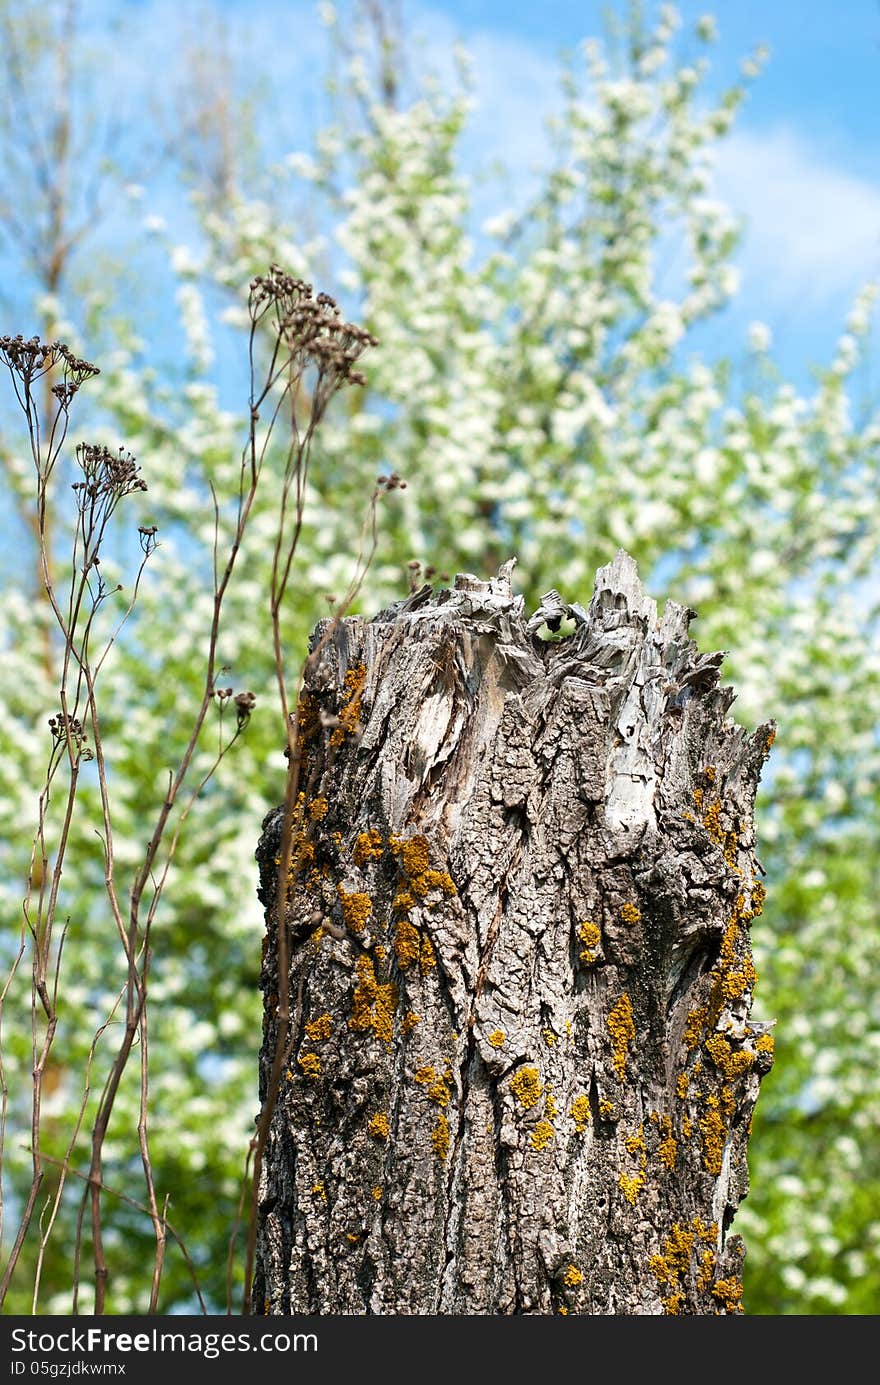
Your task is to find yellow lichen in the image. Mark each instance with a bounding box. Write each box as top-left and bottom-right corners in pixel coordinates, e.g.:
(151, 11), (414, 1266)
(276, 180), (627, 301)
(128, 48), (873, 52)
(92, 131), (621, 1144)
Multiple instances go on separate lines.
(400, 835), (431, 877)
(570, 1095), (591, 1134)
(401, 1010), (421, 1034)
(296, 691), (320, 743)
(721, 959), (756, 1001)
(394, 917), (421, 969)
(607, 993), (635, 1081)
(755, 1033), (774, 1055)
(619, 1121), (647, 1203)
(697, 1248), (716, 1291)
(619, 902), (641, 926)
(749, 881), (767, 917)
(618, 1171), (645, 1204)
(543, 1028), (556, 1047)
(544, 1088), (558, 1120)
(598, 1099), (615, 1120)
(412, 868), (457, 900)
(304, 1013), (333, 1042)
(372, 1185), (382, 1201)
(308, 796), (329, 821)
(432, 1112), (450, 1160)
(675, 1071), (690, 1100)
(720, 1084), (736, 1120)
(311, 1182), (327, 1201)
(578, 919), (602, 964)
(352, 828), (384, 867)
(705, 1034), (756, 1081)
(330, 663), (366, 747)
(649, 1223), (695, 1308)
(701, 798), (723, 844)
(563, 1265), (583, 1288)
(427, 1068), (452, 1107)
(487, 1029), (506, 1049)
(413, 1065), (436, 1085)
(509, 1067), (543, 1110)
(367, 1111), (389, 1141)
(337, 884), (372, 933)
(393, 833), (456, 905)
(692, 1216), (717, 1244)
(349, 953), (398, 1045)
(711, 1276), (744, 1314)
(419, 935), (437, 973)
(684, 1006), (707, 1050)
(657, 1115), (677, 1171)
(531, 1119), (555, 1151)
(297, 1052), (322, 1079)
(625, 1127), (645, 1156)
(699, 1097), (726, 1175)
(682, 1115), (693, 1138)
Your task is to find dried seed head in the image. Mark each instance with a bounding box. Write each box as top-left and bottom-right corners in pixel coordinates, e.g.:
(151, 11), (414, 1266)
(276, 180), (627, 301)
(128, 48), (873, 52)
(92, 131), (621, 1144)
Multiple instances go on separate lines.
(247, 265), (377, 395)
(74, 444), (147, 505)
(0, 335), (99, 395)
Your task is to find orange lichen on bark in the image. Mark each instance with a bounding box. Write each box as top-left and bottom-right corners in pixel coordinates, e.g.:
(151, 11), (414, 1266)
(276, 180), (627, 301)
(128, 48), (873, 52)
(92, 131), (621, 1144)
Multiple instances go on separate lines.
(304, 1013), (333, 1042)
(509, 1067), (543, 1110)
(570, 1095), (591, 1133)
(330, 663), (366, 747)
(337, 884), (372, 933)
(367, 1112), (390, 1140)
(657, 1115), (677, 1171)
(607, 993), (635, 1081)
(352, 828), (384, 867)
(684, 1005), (707, 1050)
(349, 953), (398, 1045)
(699, 1096), (726, 1175)
(530, 1120), (554, 1151)
(705, 1033), (756, 1081)
(711, 1276), (744, 1314)
(393, 917), (421, 969)
(432, 1113), (450, 1160)
(578, 919), (601, 964)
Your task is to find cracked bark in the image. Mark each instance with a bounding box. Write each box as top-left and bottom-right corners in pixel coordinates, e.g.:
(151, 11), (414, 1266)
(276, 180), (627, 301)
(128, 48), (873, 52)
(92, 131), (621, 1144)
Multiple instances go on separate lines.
(253, 551), (775, 1316)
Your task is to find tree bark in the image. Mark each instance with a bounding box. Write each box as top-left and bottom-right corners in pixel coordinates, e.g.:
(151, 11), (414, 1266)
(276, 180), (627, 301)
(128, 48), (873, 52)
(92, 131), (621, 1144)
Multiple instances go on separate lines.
(253, 551), (775, 1315)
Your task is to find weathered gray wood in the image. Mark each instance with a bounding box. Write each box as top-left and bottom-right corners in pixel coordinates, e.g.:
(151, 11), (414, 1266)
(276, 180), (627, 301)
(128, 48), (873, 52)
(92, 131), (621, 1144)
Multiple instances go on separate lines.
(253, 552), (774, 1315)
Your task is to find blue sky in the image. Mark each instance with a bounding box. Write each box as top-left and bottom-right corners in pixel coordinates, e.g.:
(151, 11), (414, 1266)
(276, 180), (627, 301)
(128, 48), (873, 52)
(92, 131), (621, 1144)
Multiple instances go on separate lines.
(155, 0), (879, 390)
(405, 0), (880, 380)
(8, 0), (880, 395)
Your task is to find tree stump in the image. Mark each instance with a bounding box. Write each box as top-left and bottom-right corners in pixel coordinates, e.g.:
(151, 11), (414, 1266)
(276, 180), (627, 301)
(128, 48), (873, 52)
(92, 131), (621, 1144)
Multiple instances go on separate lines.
(253, 552), (775, 1315)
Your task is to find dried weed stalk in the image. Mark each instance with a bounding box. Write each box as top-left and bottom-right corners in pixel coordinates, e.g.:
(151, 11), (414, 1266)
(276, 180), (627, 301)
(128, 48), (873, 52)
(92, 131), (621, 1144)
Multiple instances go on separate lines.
(0, 269), (386, 1314)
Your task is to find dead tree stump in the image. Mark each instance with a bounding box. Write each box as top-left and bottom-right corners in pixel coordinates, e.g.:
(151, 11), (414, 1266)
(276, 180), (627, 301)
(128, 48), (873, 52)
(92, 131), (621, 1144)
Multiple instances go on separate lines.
(253, 552), (775, 1315)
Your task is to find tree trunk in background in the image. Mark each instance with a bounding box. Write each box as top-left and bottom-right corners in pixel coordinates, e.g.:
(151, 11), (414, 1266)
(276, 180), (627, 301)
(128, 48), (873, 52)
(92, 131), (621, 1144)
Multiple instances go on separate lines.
(253, 551), (775, 1316)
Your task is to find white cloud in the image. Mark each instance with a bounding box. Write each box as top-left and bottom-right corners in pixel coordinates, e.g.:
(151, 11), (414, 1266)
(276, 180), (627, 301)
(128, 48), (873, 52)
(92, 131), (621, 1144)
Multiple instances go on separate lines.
(714, 127), (880, 305)
(410, 9), (880, 310)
